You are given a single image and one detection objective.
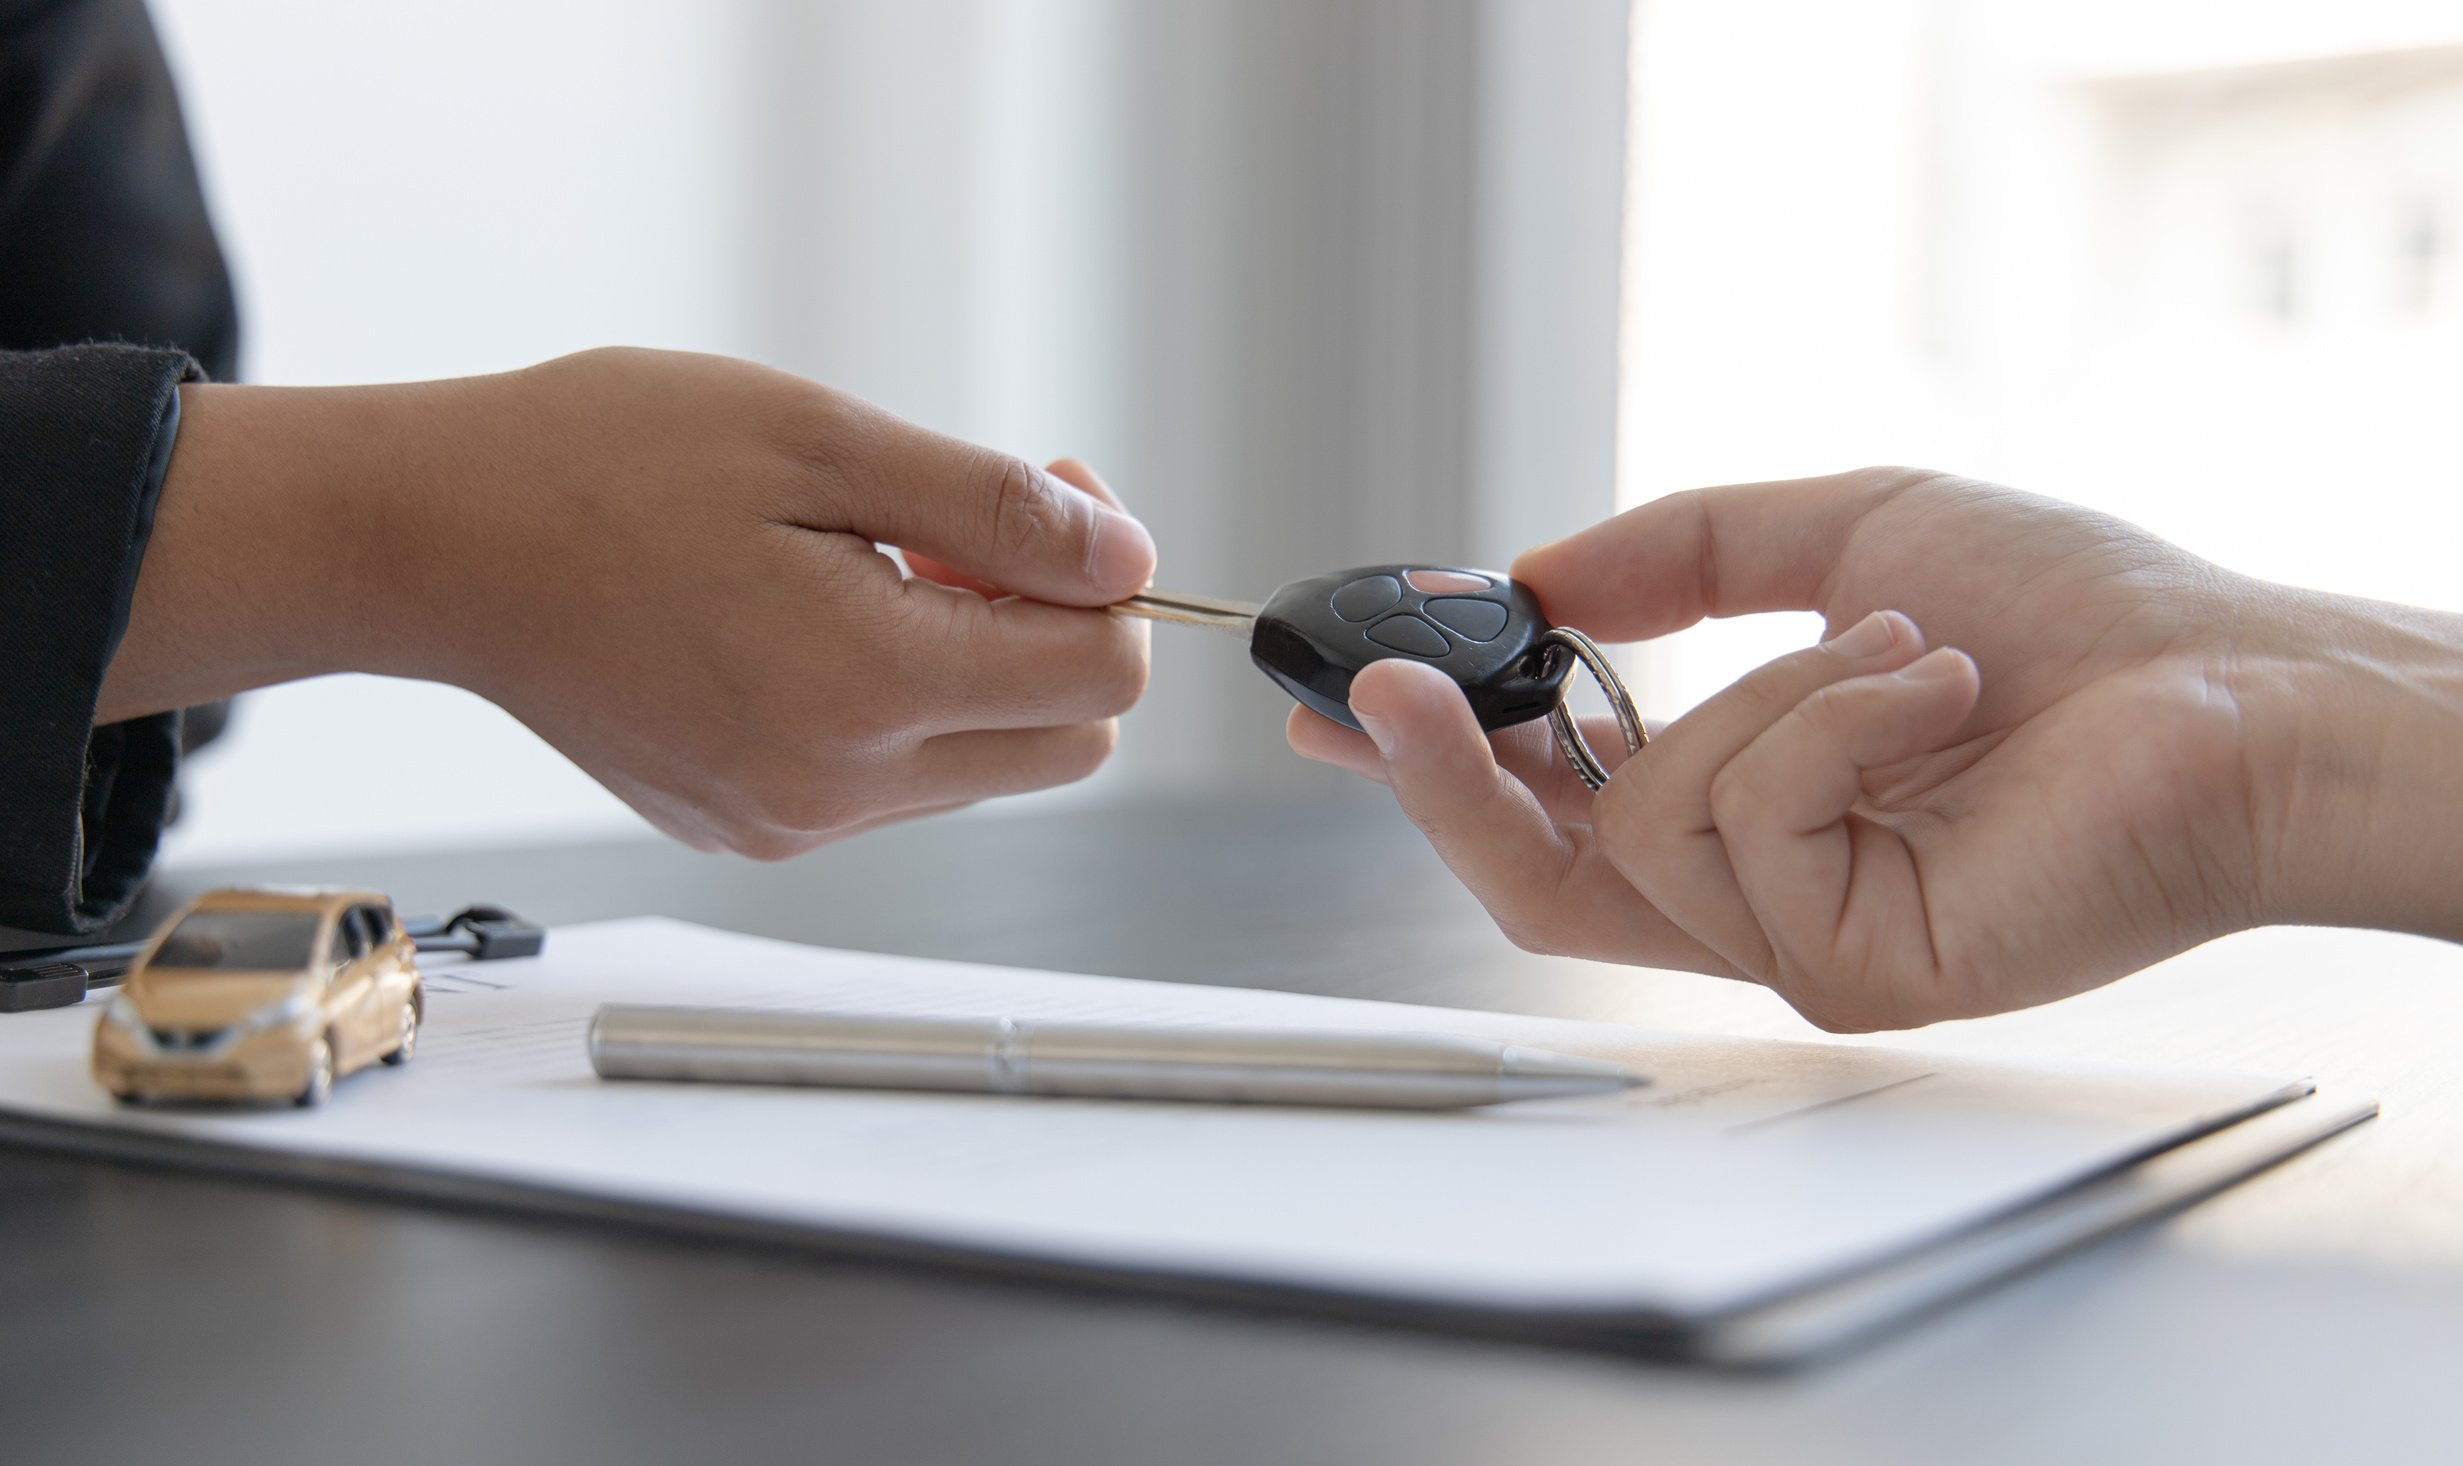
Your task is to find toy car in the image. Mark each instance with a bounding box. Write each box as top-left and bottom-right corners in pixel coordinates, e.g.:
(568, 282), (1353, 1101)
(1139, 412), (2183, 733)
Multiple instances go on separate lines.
(92, 887), (425, 1107)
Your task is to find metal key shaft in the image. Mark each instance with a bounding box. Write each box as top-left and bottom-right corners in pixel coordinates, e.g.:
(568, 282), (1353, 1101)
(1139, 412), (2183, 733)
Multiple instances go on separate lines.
(1111, 589), (1260, 638)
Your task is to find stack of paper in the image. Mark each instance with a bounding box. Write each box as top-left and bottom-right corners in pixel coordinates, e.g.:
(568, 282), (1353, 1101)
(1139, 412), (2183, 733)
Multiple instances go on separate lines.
(0, 919), (2371, 1362)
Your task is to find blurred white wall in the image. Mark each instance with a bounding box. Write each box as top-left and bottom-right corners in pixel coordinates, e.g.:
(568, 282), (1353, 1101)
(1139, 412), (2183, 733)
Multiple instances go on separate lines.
(147, 0), (1629, 863)
(1621, 0), (2463, 709)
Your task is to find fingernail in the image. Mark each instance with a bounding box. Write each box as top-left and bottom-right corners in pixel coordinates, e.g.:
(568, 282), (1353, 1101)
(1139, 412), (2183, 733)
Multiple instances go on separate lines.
(1897, 647), (1965, 682)
(1354, 707), (1397, 758)
(1089, 510), (1157, 593)
(1823, 610), (1898, 659)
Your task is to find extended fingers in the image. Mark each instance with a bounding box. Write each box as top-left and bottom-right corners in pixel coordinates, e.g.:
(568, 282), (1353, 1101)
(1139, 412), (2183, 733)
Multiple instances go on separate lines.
(1594, 611), (1926, 977)
(1713, 647), (1980, 1026)
(888, 456), (1149, 732)
(705, 718), (1122, 862)
(1345, 660), (1728, 969)
(893, 577), (1151, 733)
(908, 720), (1124, 803)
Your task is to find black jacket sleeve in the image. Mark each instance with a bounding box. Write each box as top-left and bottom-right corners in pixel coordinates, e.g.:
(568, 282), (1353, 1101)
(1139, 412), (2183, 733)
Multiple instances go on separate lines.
(0, 344), (193, 935)
(0, 0), (241, 936)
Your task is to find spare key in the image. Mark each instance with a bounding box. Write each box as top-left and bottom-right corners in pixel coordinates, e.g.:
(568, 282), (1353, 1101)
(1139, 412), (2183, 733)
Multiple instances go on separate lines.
(1115, 564), (1574, 734)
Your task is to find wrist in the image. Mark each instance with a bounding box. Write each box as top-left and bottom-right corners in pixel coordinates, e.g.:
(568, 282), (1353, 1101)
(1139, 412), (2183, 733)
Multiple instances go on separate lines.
(2242, 587), (2463, 939)
(98, 379), (472, 720)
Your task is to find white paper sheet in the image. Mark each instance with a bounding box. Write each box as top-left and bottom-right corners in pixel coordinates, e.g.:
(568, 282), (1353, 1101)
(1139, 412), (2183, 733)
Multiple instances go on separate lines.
(0, 918), (2313, 1327)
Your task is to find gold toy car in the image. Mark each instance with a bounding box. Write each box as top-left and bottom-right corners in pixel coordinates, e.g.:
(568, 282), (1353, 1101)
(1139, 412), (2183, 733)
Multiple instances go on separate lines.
(92, 887), (425, 1107)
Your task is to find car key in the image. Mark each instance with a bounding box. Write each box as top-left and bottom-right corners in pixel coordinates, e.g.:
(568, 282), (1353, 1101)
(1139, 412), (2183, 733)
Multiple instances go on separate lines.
(1114, 564), (1648, 790)
(1115, 564), (1574, 734)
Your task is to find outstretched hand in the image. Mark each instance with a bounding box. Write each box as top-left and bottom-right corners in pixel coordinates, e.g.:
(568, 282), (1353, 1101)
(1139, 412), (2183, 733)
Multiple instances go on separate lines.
(1290, 468), (2296, 1030)
(110, 348), (1157, 859)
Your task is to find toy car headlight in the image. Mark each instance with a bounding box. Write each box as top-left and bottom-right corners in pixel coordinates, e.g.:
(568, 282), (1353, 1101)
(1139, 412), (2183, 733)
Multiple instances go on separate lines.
(234, 991), (318, 1036)
(103, 993), (149, 1035)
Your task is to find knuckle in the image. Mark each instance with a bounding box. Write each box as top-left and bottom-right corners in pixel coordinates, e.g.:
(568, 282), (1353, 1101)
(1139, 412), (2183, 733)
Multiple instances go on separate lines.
(1769, 968), (1921, 1034)
(1093, 622), (1152, 714)
(1792, 683), (1857, 738)
(1846, 464), (1949, 493)
(1085, 719), (1122, 771)
(979, 453), (1068, 562)
(1761, 969), (1866, 1033)
(1591, 775), (1641, 847)
(768, 383), (868, 487)
(833, 698), (909, 753)
(1705, 758), (1755, 828)
(1726, 646), (1844, 722)
(1843, 464), (2010, 520)
(774, 788), (863, 835)
(1061, 720), (1121, 782)
(551, 344), (623, 374)
(1012, 722), (1119, 791)
(831, 599), (952, 740)
(718, 746), (884, 837)
(1494, 910), (1563, 957)
(800, 673), (906, 750)
(730, 826), (819, 863)
(1793, 1000), (1874, 1035)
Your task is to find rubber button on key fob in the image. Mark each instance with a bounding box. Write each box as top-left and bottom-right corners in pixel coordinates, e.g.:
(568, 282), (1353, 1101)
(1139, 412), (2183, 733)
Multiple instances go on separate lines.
(1424, 597), (1509, 642)
(1364, 614), (1450, 657)
(1249, 563), (1572, 733)
(1330, 574), (1403, 623)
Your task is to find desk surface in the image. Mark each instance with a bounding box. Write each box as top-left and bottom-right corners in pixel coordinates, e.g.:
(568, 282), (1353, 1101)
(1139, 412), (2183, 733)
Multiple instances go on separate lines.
(6, 791), (2457, 1464)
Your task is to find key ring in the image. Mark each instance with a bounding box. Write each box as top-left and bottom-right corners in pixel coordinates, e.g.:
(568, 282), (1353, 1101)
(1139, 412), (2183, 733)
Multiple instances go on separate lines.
(1542, 628), (1647, 792)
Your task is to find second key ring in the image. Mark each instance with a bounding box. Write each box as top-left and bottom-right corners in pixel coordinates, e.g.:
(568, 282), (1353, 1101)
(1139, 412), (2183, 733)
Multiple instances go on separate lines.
(1542, 628), (1647, 793)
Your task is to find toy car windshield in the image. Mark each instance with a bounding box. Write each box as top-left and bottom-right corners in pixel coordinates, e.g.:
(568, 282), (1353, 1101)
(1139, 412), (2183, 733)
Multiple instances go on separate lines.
(151, 912), (323, 973)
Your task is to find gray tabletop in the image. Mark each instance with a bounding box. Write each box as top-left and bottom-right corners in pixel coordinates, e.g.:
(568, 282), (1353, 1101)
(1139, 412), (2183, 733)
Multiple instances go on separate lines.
(6, 790), (2457, 1465)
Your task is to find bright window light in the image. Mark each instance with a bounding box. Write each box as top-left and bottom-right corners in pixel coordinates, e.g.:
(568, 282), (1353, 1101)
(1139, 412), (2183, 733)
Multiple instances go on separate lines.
(1618, 0), (2463, 711)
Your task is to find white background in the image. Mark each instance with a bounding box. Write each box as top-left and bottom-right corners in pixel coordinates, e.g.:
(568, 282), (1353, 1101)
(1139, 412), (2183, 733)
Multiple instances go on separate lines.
(1619, 0), (2463, 706)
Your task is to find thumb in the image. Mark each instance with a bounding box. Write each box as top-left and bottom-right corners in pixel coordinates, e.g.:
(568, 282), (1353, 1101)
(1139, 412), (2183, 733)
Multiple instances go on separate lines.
(828, 410), (1156, 606)
(908, 458), (1129, 598)
(1510, 470), (1903, 641)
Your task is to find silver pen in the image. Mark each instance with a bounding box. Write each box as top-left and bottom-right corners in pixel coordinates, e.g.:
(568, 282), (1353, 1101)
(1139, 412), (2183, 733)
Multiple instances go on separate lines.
(586, 1005), (1645, 1109)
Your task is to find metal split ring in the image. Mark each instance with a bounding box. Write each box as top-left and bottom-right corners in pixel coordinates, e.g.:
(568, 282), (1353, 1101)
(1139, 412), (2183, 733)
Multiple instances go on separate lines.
(1542, 627), (1647, 792)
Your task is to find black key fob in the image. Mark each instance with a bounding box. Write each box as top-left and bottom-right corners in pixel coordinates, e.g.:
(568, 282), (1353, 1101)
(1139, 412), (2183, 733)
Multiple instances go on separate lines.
(1250, 565), (1572, 733)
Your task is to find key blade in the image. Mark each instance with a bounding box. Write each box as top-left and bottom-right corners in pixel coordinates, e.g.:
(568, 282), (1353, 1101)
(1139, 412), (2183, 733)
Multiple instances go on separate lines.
(1111, 589), (1260, 639)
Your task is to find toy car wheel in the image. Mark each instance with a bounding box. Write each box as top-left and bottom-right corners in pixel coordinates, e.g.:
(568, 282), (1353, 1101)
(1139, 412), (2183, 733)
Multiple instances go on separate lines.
(382, 1002), (418, 1066)
(297, 1037), (335, 1108)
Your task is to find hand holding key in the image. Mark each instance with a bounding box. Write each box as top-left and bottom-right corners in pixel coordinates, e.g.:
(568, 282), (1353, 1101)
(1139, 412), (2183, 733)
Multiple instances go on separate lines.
(113, 348), (1155, 859)
(1291, 467), (2463, 1031)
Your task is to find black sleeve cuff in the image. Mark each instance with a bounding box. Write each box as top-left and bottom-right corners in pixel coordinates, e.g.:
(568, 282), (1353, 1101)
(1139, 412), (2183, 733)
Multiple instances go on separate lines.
(0, 343), (198, 936)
